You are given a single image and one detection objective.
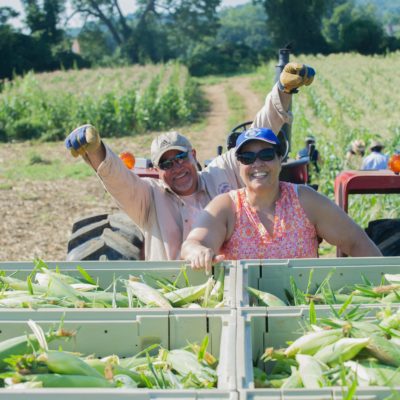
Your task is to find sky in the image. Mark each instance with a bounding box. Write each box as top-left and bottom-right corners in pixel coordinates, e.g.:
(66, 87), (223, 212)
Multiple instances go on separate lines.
(1, 0), (251, 29)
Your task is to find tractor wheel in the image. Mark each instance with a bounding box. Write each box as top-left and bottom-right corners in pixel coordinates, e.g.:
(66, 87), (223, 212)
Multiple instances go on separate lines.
(365, 218), (400, 256)
(66, 212), (144, 261)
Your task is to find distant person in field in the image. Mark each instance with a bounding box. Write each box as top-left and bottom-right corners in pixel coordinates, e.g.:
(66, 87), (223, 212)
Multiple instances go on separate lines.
(362, 140), (389, 170)
(65, 63), (315, 261)
(344, 139), (365, 170)
(181, 128), (382, 273)
(296, 135), (322, 184)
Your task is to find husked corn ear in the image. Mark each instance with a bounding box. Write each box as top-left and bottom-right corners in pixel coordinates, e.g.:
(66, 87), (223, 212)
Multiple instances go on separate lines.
(314, 337), (370, 365)
(284, 328), (343, 357)
(247, 287), (287, 307)
(38, 351), (104, 378)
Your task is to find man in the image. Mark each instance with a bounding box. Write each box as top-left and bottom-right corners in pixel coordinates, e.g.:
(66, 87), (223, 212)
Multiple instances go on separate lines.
(345, 139), (366, 170)
(65, 63), (315, 260)
(362, 140), (388, 170)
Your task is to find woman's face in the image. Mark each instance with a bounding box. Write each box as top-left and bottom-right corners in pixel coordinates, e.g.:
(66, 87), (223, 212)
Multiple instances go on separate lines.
(238, 140), (282, 191)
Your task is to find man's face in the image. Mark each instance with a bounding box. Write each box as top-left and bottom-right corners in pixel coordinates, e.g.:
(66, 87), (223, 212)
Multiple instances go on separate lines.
(157, 149), (199, 196)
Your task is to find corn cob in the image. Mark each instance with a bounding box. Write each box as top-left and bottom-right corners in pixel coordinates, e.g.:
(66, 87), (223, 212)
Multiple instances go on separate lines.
(37, 351), (104, 378)
(296, 354), (328, 388)
(281, 367), (303, 388)
(10, 373), (114, 388)
(284, 328), (343, 357)
(164, 349), (217, 384)
(125, 279), (172, 309)
(314, 337), (370, 366)
(364, 334), (400, 367)
(209, 267), (225, 302)
(84, 357), (147, 386)
(163, 279), (212, 307)
(247, 287), (287, 307)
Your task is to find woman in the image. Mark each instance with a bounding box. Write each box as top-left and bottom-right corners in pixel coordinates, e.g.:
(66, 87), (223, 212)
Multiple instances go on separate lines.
(181, 128), (382, 273)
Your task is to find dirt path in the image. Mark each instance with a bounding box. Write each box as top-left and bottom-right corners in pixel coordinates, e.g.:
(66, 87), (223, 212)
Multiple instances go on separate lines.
(0, 75), (263, 262)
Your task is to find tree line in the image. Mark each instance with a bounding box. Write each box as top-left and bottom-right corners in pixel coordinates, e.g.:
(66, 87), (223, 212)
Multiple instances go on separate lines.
(1, 0), (400, 80)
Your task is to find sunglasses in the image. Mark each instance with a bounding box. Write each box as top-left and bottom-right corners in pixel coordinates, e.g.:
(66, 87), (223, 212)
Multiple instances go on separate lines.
(158, 151), (189, 170)
(236, 147), (276, 165)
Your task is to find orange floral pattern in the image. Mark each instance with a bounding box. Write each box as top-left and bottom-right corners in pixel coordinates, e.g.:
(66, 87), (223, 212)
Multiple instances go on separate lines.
(221, 182), (318, 259)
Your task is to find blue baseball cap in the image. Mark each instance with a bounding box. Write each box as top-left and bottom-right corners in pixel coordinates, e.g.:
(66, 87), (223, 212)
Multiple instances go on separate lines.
(235, 128), (280, 154)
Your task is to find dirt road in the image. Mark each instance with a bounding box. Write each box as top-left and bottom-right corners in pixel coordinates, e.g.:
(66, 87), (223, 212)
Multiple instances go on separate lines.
(0, 75), (263, 261)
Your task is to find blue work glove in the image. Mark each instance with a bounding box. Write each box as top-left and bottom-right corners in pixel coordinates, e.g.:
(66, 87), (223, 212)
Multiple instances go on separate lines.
(65, 124), (101, 157)
(278, 62), (315, 94)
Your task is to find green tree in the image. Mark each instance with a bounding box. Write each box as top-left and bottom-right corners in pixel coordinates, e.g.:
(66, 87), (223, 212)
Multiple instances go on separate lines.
(217, 3), (270, 54)
(323, 1), (389, 54)
(259, 0), (333, 53)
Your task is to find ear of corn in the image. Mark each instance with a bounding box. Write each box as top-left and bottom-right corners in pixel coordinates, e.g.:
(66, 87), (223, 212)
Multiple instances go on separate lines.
(209, 267), (225, 302)
(247, 287), (287, 307)
(165, 349), (217, 385)
(314, 337), (370, 366)
(284, 328), (343, 357)
(365, 334), (400, 367)
(281, 367), (303, 388)
(296, 354), (328, 388)
(84, 358), (147, 386)
(15, 373), (114, 388)
(38, 351), (104, 378)
(163, 279), (211, 307)
(125, 279), (172, 309)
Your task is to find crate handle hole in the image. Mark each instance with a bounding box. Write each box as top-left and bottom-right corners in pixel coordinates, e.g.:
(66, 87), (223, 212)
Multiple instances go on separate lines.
(104, 330), (108, 334)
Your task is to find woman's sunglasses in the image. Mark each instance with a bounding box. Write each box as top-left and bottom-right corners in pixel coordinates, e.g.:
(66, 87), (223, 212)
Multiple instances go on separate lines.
(236, 148), (276, 165)
(158, 151), (189, 170)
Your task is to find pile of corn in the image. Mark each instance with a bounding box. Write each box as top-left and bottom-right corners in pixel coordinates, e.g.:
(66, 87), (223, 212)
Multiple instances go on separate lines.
(248, 271), (400, 307)
(0, 321), (218, 389)
(0, 263), (225, 309)
(256, 307), (400, 388)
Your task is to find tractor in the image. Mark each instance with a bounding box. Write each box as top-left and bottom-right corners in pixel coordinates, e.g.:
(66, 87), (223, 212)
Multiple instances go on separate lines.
(66, 48), (400, 261)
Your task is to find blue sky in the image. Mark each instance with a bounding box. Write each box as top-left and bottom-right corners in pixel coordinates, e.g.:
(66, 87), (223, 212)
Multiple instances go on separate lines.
(1, 0), (251, 28)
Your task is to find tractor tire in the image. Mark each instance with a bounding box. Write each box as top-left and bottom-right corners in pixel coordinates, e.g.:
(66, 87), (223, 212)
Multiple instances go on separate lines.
(365, 218), (400, 256)
(66, 212), (144, 261)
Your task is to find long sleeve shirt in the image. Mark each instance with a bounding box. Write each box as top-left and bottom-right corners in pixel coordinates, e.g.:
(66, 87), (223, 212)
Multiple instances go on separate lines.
(95, 83), (293, 260)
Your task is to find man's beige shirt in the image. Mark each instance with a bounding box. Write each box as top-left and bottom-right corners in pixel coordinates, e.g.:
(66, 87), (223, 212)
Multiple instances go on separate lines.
(96, 84), (292, 260)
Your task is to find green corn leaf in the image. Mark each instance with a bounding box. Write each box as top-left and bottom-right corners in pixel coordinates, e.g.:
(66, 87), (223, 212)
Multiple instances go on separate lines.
(338, 293), (354, 316)
(27, 276), (34, 295)
(76, 266), (96, 285)
(198, 336), (208, 362)
(306, 269), (314, 296)
(360, 273), (373, 287)
(309, 300), (316, 325)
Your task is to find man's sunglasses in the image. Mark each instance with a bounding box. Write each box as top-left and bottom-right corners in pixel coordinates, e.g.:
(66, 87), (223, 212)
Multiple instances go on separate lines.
(158, 151), (189, 170)
(236, 148), (277, 165)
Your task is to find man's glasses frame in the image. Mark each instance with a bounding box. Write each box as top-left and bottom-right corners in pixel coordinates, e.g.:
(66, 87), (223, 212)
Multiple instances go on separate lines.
(158, 151), (190, 170)
(236, 147), (277, 165)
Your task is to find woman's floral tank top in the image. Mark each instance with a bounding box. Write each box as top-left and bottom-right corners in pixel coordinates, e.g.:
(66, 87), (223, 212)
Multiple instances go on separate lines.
(220, 182), (319, 259)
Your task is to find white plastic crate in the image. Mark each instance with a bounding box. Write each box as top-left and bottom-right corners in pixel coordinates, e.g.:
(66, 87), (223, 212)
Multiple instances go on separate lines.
(236, 257), (400, 308)
(0, 260), (235, 309)
(236, 307), (400, 399)
(0, 309), (237, 398)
